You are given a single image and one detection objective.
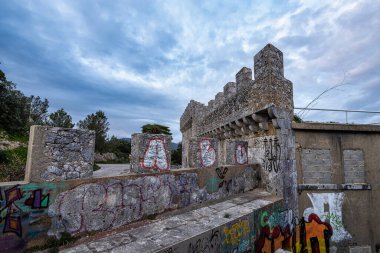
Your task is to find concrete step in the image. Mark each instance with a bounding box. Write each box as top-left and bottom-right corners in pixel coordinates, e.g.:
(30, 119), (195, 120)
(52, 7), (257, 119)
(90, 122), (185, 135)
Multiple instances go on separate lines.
(60, 188), (282, 253)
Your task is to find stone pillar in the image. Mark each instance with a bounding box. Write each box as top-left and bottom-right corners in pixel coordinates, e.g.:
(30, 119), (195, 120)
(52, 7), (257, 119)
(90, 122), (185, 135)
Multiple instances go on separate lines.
(187, 138), (218, 168)
(130, 133), (172, 173)
(254, 43), (284, 80)
(25, 125), (95, 182)
(225, 140), (248, 165)
(235, 67), (252, 91)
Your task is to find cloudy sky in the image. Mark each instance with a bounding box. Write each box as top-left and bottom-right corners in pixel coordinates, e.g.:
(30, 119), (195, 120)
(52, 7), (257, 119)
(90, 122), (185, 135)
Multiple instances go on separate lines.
(1, 0), (379, 142)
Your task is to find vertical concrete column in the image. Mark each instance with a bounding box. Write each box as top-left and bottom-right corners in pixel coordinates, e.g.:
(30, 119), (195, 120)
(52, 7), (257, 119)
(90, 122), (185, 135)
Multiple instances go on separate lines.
(130, 133), (172, 173)
(25, 125), (95, 182)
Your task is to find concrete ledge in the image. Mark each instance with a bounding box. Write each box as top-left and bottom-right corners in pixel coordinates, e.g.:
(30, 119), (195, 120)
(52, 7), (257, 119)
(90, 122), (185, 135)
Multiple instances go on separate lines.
(349, 245), (371, 253)
(0, 180), (28, 187)
(298, 184), (339, 190)
(341, 183), (372, 190)
(298, 183), (372, 191)
(292, 122), (380, 132)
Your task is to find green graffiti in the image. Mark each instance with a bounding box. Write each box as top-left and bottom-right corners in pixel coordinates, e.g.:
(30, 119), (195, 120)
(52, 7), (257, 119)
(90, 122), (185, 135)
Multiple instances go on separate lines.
(206, 177), (221, 193)
(260, 211), (269, 227)
(322, 212), (343, 229)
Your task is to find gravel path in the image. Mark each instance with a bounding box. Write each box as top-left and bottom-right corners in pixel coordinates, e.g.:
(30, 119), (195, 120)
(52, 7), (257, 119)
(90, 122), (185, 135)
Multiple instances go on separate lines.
(93, 163), (130, 177)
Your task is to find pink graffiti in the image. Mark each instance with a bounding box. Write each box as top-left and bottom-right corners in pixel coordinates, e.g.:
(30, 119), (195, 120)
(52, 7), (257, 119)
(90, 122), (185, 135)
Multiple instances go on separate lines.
(52, 174), (197, 234)
(200, 139), (216, 167)
(141, 138), (169, 171)
(235, 144), (248, 164)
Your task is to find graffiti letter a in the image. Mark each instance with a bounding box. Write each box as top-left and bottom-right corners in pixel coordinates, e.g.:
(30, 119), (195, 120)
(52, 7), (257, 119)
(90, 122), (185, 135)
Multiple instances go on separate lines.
(142, 139), (169, 171)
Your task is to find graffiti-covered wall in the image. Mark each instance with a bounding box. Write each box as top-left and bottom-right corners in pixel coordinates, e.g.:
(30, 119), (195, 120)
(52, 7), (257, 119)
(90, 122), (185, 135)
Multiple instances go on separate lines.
(157, 200), (335, 253)
(295, 123), (380, 251)
(0, 183), (63, 251)
(0, 165), (258, 252)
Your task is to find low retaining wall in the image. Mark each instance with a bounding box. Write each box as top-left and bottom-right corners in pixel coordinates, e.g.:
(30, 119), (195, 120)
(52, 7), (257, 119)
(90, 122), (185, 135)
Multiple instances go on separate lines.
(157, 198), (332, 253)
(0, 165), (259, 252)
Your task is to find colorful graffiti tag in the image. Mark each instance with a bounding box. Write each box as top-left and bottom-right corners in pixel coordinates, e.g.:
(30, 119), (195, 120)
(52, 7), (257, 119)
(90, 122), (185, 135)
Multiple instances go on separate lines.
(200, 139), (216, 167)
(255, 211), (333, 253)
(0, 184), (53, 252)
(303, 193), (351, 242)
(224, 219), (251, 246)
(0, 186), (50, 238)
(141, 138), (169, 171)
(0, 186), (23, 236)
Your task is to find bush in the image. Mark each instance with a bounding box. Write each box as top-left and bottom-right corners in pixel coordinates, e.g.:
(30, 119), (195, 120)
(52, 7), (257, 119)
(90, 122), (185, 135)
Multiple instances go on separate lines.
(293, 114), (303, 123)
(0, 146), (27, 182)
(105, 136), (131, 163)
(24, 232), (79, 253)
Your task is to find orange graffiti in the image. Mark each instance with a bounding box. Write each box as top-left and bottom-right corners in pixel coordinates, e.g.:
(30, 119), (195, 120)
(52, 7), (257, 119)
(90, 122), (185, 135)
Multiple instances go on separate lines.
(255, 213), (333, 253)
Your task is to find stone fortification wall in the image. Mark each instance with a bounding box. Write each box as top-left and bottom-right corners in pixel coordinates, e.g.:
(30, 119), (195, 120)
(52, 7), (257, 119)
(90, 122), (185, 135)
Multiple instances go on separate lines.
(180, 44), (298, 216)
(180, 44), (293, 138)
(25, 125), (95, 182)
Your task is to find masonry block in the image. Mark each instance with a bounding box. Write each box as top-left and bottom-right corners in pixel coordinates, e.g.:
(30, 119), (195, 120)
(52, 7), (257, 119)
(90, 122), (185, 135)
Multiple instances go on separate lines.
(301, 149), (332, 184)
(25, 125), (95, 182)
(343, 149), (366, 183)
(187, 138), (218, 168)
(224, 140), (248, 165)
(130, 133), (172, 173)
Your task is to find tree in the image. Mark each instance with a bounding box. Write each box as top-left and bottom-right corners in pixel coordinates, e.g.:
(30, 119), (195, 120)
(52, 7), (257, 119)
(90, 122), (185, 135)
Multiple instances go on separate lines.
(171, 141), (182, 165)
(142, 124), (172, 135)
(47, 108), (74, 128)
(0, 68), (30, 134)
(106, 136), (131, 162)
(29, 96), (49, 125)
(78, 110), (110, 152)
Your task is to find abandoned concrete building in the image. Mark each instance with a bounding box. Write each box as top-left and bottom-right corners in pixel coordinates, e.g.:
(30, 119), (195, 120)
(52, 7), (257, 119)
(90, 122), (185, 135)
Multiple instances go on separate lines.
(0, 44), (379, 253)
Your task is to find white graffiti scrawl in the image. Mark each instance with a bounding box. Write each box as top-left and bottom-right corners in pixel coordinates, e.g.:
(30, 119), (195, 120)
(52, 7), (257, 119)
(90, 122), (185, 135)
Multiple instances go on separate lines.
(142, 138), (169, 171)
(303, 192), (352, 242)
(200, 139), (216, 167)
(235, 144), (248, 164)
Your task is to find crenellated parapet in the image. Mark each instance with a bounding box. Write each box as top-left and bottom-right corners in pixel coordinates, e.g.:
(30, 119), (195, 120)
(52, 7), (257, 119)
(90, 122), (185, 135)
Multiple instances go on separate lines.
(180, 44), (293, 139)
(180, 44), (297, 212)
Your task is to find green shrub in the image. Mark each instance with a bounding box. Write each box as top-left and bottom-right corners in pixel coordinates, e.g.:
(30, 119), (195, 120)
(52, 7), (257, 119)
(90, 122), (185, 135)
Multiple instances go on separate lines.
(293, 114), (303, 123)
(0, 146), (27, 182)
(24, 232), (79, 253)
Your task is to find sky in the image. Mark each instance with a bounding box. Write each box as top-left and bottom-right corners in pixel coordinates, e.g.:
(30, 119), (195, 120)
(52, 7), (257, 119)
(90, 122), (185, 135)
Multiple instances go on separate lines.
(0, 0), (379, 142)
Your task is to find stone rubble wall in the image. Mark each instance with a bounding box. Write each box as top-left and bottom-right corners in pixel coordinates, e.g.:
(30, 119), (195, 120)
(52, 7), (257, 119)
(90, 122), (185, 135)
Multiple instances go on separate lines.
(48, 166), (258, 236)
(25, 125), (95, 182)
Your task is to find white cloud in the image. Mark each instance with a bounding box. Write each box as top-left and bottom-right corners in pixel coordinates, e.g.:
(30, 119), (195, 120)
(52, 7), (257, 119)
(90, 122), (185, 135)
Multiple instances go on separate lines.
(1, 0), (380, 140)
